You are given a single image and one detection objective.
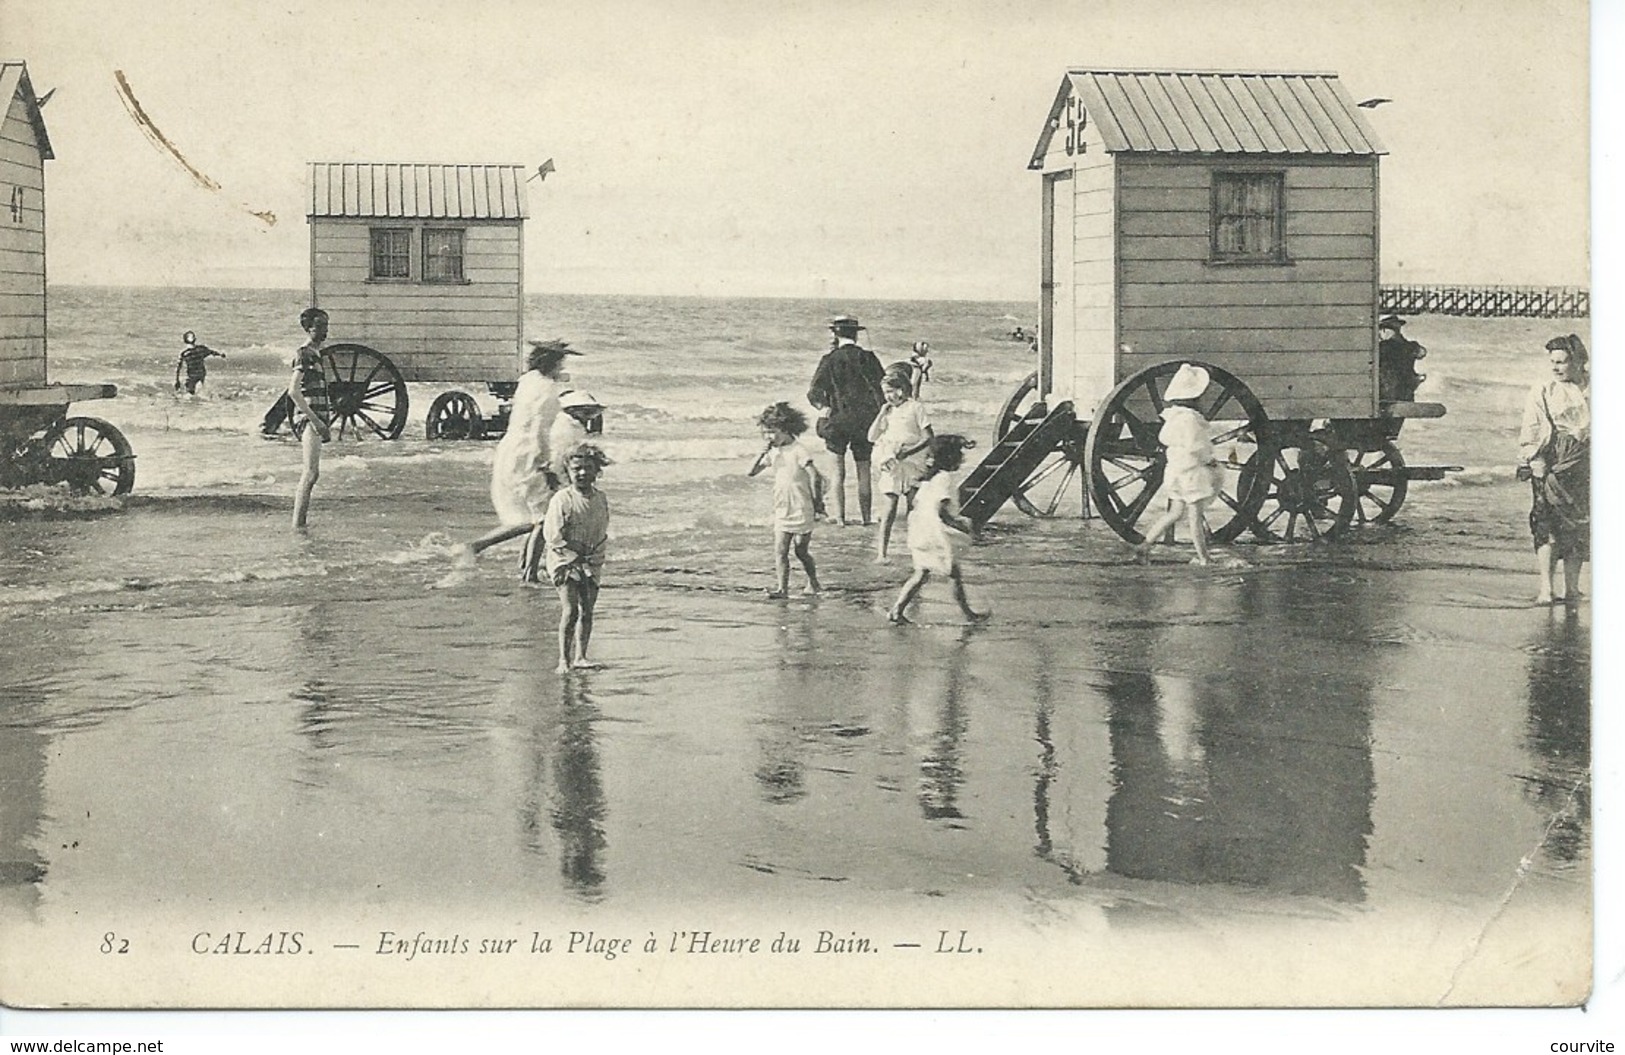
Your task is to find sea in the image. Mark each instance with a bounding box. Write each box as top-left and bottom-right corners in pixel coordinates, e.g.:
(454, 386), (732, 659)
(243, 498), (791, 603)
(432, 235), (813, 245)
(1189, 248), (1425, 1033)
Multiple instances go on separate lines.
(0, 286), (1593, 1007)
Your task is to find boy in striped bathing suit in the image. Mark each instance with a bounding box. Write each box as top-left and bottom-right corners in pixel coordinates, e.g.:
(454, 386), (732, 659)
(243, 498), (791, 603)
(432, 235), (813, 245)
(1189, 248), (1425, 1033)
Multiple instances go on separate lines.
(287, 307), (332, 530)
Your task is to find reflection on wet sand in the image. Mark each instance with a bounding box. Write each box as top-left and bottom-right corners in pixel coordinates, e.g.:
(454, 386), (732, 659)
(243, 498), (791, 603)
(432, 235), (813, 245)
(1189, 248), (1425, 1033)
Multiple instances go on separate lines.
(910, 630), (971, 822)
(1522, 608), (1589, 866)
(550, 679), (608, 899)
(1100, 574), (1375, 903)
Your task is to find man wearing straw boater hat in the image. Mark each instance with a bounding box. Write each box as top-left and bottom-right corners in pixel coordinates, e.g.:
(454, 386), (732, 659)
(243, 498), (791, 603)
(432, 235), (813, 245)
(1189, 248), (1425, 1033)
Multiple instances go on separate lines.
(807, 315), (886, 525)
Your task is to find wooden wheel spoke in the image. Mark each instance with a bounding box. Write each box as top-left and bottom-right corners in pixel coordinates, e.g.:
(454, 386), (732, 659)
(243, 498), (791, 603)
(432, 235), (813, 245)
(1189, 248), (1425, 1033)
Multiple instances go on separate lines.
(1205, 387), (1236, 421)
(1209, 423), (1253, 446)
(1102, 456), (1154, 481)
(1213, 488), (1242, 513)
(1100, 460), (1154, 493)
(1039, 463), (1080, 516)
(351, 407), (388, 436)
(1141, 377), (1165, 414)
(1121, 483), (1160, 525)
(1020, 456), (1069, 491)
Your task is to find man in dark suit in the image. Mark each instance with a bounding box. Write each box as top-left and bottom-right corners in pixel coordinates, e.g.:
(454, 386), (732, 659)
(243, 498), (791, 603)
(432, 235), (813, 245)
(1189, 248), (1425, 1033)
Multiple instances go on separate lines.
(808, 315), (886, 525)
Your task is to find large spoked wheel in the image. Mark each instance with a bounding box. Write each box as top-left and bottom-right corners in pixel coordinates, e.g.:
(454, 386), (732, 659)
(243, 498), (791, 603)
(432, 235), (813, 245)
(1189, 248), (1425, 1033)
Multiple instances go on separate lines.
(426, 390), (484, 441)
(996, 371), (1086, 518)
(41, 416), (135, 495)
(1347, 441), (1408, 525)
(1082, 361), (1266, 545)
(1243, 431), (1357, 543)
(322, 343), (408, 440)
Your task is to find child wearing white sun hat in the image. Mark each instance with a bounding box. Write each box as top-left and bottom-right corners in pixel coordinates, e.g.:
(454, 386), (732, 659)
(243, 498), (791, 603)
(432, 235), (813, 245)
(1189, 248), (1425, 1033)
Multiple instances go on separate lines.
(1134, 362), (1221, 566)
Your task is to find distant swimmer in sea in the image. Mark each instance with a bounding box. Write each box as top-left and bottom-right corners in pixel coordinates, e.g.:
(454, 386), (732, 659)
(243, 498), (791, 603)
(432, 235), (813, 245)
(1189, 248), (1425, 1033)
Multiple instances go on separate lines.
(174, 330), (225, 395)
(908, 341), (934, 397)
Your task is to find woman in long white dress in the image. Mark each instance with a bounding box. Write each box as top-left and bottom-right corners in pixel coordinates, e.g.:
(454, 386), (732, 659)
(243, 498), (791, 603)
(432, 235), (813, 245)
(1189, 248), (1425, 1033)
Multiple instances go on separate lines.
(462, 340), (580, 558)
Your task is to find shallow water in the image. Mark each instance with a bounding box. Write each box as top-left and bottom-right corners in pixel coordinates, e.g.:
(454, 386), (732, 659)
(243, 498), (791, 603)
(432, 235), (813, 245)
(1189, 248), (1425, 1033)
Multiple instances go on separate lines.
(0, 288), (1591, 1005)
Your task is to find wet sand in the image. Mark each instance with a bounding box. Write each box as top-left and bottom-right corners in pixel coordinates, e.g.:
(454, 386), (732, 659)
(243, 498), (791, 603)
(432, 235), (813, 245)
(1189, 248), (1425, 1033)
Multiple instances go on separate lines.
(0, 490), (1590, 1008)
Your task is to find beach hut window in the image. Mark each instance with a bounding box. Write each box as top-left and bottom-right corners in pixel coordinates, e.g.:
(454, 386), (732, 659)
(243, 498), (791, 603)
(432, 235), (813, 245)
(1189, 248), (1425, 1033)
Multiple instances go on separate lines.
(422, 228), (466, 283)
(370, 228), (412, 280)
(1210, 171), (1286, 264)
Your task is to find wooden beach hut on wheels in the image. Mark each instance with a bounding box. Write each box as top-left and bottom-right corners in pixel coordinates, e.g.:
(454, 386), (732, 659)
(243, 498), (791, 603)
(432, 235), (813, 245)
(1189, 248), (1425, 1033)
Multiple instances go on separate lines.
(964, 68), (1450, 541)
(306, 162), (530, 440)
(0, 59), (134, 496)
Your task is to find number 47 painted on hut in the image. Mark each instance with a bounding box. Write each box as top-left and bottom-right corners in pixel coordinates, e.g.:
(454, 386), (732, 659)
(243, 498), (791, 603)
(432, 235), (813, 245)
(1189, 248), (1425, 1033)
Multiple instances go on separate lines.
(8, 185), (21, 224)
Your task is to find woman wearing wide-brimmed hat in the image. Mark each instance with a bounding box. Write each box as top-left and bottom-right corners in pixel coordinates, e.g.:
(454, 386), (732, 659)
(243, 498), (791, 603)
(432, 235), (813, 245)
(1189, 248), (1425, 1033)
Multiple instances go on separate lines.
(461, 339), (581, 560)
(1518, 334), (1590, 605)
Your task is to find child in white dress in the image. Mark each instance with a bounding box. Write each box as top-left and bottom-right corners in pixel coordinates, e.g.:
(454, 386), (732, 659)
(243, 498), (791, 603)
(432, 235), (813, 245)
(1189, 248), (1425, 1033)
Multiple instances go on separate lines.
(887, 434), (986, 624)
(748, 402), (824, 599)
(540, 443), (611, 672)
(1135, 362), (1220, 566)
(867, 372), (935, 560)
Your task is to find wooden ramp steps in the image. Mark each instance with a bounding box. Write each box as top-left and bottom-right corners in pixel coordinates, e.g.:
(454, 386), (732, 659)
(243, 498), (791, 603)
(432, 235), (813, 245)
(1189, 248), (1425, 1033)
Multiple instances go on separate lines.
(959, 400), (1077, 525)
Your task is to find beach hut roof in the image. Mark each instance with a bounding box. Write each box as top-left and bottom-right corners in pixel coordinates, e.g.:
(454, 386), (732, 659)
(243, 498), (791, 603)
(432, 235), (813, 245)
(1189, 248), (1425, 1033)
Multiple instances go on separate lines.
(307, 163), (529, 220)
(0, 61), (55, 160)
(1029, 68), (1386, 167)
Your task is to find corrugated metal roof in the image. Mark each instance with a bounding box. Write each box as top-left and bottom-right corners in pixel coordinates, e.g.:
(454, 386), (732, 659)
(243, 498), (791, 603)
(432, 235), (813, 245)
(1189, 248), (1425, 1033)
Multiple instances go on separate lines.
(307, 163), (529, 219)
(0, 61), (55, 160)
(1032, 69), (1385, 162)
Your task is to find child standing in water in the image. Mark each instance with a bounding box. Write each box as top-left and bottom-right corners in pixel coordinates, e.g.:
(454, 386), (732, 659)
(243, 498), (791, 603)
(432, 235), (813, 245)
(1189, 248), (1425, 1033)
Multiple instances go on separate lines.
(174, 331), (224, 395)
(540, 443), (612, 673)
(748, 401), (823, 599)
(1134, 362), (1219, 566)
(888, 434), (986, 624)
(868, 371), (934, 560)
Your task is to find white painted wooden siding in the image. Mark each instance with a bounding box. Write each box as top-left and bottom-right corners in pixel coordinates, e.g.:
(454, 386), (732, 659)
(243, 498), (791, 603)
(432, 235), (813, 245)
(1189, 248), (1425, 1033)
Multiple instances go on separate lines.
(1113, 156), (1377, 419)
(310, 219), (523, 382)
(0, 89), (46, 387)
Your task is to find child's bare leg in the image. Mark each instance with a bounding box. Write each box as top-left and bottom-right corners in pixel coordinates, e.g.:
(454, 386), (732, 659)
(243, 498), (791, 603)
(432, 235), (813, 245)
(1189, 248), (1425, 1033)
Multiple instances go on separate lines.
(468, 522), (533, 556)
(1187, 505), (1211, 565)
(1561, 557), (1584, 604)
(516, 522), (549, 581)
(292, 426), (321, 529)
(1535, 543), (1556, 604)
(574, 578), (601, 666)
(1134, 501), (1185, 559)
(876, 494), (899, 559)
(556, 582), (581, 673)
(768, 531), (793, 598)
(889, 568), (929, 623)
(948, 565), (988, 621)
(793, 533), (820, 593)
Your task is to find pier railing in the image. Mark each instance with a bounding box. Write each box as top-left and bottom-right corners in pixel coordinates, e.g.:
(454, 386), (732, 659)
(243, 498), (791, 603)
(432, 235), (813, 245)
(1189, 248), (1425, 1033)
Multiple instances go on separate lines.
(1378, 285), (1589, 319)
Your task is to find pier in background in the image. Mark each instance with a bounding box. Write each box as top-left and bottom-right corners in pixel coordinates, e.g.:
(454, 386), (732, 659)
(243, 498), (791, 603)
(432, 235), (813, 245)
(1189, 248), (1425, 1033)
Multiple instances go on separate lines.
(1379, 285), (1589, 319)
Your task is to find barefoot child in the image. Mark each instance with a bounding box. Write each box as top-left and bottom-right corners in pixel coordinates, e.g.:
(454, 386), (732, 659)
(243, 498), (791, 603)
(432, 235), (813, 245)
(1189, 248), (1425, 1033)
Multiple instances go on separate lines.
(868, 371), (934, 559)
(1134, 362), (1220, 566)
(748, 402), (823, 598)
(539, 443), (611, 672)
(888, 434), (986, 624)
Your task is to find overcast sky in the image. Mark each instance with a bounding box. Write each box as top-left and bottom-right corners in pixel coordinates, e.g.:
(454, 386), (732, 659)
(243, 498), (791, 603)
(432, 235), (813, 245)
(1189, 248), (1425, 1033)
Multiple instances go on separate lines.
(7, 0), (1593, 299)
